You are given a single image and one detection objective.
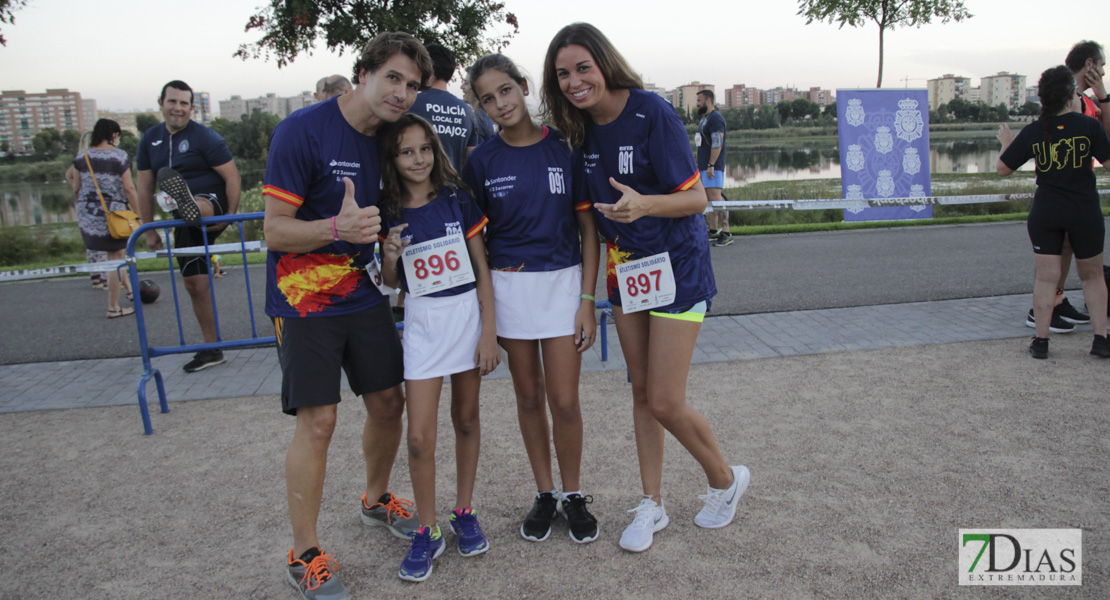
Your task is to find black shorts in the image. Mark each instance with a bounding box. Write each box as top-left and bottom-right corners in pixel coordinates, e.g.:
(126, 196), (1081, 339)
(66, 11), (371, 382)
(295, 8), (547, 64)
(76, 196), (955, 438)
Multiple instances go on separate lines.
(174, 185), (228, 278)
(273, 301), (404, 415)
(1027, 200), (1106, 259)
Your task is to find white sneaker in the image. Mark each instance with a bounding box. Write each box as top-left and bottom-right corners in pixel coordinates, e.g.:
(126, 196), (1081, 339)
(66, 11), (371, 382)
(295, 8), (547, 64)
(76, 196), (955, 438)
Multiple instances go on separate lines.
(695, 465), (749, 529)
(619, 497), (669, 552)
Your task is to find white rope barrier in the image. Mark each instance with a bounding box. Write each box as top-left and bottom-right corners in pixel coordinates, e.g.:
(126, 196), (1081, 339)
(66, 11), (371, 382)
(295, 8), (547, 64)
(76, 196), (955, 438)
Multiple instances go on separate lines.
(0, 241), (267, 282)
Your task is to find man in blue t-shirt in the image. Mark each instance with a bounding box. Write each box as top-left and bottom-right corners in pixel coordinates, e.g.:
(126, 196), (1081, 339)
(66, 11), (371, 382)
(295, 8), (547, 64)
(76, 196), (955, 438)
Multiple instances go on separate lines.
(263, 32), (433, 598)
(407, 44), (478, 171)
(136, 80), (241, 373)
(696, 90), (731, 247)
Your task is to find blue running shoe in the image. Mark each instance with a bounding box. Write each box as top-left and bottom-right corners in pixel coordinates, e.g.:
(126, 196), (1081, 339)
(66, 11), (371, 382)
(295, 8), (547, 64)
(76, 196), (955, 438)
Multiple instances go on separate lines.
(399, 525), (445, 582)
(449, 507), (490, 556)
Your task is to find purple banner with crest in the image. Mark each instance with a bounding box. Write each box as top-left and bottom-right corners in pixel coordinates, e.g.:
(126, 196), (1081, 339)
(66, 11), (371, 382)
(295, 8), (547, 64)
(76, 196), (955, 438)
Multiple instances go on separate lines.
(837, 89), (932, 221)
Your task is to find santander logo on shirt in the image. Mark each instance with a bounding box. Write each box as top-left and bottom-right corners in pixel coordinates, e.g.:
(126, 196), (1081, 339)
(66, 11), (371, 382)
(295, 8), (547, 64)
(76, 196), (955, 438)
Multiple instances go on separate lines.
(329, 158), (360, 178)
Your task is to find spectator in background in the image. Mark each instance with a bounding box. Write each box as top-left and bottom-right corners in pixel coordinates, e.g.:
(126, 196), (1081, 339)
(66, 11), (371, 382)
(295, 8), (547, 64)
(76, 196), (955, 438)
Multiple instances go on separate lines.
(461, 75), (496, 145)
(314, 74), (353, 102)
(1023, 40), (1110, 333)
(65, 119), (138, 318)
(696, 90), (731, 247)
(136, 80), (241, 373)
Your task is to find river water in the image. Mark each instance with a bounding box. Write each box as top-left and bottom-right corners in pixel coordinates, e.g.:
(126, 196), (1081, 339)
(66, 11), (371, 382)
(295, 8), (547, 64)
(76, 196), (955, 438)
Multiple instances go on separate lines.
(1, 137), (1013, 227)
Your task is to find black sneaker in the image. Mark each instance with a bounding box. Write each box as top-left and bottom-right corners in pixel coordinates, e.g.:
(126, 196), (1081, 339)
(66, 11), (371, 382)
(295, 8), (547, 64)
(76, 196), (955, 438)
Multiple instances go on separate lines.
(183, 349), (226, 373)
(560, 493), (599, 544)
(1026, 309), (1074, 333)
(520, 491), (558, 542)
(1029, 337), (1049, 359)
(707, 228), (721, 241)
(1092, 335), (1110, 358)
(713, 231), (733, 247)
(1055, 297), (1090, 324)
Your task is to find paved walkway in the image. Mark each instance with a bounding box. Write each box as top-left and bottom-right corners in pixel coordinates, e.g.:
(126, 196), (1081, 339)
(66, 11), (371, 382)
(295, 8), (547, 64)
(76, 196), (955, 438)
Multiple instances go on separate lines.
(0, 293), (1047, 416)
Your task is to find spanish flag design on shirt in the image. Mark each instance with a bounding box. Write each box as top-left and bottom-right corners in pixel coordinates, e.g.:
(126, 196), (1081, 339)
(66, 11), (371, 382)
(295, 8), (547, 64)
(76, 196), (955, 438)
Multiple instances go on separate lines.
(276, 253), (364, 317)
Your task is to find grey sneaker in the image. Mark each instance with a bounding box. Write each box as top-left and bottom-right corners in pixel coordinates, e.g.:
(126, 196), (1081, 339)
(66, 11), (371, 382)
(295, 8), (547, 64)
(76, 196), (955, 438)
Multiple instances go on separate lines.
(286, 547), (350, 600)
(618, 497), (668, 552)
(361, 492), (420, 539)
(695, 465), (750, 528)
(182, 349), (225, 373)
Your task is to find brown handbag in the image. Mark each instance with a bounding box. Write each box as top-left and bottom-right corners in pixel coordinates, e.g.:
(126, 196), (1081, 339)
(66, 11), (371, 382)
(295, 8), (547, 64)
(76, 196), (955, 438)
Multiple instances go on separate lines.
(85, 151), (140, 240)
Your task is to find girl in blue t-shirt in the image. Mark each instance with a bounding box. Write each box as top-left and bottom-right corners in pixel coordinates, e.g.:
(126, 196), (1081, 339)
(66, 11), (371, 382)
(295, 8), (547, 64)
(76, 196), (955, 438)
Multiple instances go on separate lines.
(464, 54), (601, 544)
(542, 22), (748, 553)
(377, 113), (500, 582)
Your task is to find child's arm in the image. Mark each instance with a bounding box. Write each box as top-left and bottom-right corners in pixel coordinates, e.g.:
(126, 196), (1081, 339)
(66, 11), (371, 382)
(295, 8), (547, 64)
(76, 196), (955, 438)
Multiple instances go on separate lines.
(574, 210), (599, 353)
(380, 223), (409, 289)
(467, 233), (500, 376)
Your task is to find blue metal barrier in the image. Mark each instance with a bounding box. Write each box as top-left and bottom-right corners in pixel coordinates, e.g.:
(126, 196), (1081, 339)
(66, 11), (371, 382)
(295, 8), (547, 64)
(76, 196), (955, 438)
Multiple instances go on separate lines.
(596, 299), (613, 362)
(126, 212), (273, 435)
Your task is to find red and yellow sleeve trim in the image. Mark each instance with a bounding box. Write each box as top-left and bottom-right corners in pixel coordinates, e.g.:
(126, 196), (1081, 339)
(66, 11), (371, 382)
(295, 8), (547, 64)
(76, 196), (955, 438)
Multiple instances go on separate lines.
(466, 216), (489, 239)
(670, 171), (700, 193)
(263, 185), (304, 208)
(574, 201), (592, 212)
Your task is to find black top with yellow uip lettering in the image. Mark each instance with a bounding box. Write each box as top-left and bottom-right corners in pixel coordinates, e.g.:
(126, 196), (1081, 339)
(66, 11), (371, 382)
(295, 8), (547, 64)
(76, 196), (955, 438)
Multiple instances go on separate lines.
(1000, 112), (1110, 206)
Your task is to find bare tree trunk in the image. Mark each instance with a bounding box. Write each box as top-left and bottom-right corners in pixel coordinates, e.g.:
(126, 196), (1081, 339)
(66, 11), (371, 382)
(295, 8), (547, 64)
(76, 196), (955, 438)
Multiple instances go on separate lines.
(876, 25), (885, 88)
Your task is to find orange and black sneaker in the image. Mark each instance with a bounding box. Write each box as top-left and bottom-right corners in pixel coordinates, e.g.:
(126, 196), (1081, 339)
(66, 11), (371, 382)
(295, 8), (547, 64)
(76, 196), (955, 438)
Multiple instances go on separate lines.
(361, 491), (420, 539)
(285, 547), (349, 600)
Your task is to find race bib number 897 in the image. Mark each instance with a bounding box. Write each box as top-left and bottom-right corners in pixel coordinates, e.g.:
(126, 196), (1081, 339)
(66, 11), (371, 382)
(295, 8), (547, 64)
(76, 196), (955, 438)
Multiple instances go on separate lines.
(616, 252), (676, 313)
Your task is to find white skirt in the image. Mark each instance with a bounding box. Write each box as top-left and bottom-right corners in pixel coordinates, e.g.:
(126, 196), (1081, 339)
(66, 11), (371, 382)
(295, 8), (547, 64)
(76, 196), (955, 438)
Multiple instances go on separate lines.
(403, 289), (481, 380)
(492, 265), (581, 340)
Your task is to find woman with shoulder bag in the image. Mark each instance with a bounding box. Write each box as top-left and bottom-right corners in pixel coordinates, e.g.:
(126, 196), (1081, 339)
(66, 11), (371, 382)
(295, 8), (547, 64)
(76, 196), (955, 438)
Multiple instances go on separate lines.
(65, 119), (139, 318)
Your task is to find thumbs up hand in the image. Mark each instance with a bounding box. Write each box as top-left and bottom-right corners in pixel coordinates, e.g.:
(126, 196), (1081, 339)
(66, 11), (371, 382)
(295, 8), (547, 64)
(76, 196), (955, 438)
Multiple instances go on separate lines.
(334, 177), (381, 243)
(594, 177), (648, 223)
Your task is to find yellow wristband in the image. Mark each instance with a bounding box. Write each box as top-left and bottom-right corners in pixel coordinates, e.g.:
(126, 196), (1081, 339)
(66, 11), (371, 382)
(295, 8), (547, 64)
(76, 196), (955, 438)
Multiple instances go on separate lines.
(581, 293), (595, 302)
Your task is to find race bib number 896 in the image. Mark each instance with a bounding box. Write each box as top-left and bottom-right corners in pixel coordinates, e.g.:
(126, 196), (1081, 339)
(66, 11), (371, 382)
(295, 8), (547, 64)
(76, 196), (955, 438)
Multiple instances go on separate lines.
(401, 232), (475, 297)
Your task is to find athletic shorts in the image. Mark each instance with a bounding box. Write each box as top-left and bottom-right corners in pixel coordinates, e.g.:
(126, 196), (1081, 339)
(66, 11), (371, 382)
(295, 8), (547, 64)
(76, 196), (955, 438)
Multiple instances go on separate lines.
(273, 301), (403, 415)
(700, 168), (724, 189)
(492, 265), (581, 339)
(174, 186), (228, 278)
(403, 289), (481, 380)
(1026, 200), (1106, 259)
(650, 299), (711, 323)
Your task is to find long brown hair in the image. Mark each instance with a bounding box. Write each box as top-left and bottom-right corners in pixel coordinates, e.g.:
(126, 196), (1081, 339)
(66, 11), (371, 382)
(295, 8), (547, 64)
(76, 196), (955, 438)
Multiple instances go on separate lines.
(377, 114), (470, 219)
(541, 22), (643, 148)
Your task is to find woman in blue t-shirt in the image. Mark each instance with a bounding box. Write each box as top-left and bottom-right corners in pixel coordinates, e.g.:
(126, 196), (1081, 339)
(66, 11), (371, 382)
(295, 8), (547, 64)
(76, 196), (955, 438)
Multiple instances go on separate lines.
(377, 113), (500, 582)
(542, 22), (748, 552)
(463, 53), (601, 545)
(998, 65), (1110, 359)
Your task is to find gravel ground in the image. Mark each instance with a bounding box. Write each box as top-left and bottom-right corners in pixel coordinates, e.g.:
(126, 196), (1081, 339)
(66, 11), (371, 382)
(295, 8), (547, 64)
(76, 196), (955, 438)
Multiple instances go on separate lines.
(2, 336), (1108, 599)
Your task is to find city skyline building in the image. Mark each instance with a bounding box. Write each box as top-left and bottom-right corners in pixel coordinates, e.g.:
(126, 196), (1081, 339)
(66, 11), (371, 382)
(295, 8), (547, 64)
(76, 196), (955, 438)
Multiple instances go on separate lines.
(218, 91), (316, 121)
(0, 89), (89, 153)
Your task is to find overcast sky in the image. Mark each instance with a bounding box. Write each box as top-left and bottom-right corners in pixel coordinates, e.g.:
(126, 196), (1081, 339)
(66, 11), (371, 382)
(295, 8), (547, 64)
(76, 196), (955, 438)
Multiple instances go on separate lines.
(0, 0), (1083, 113)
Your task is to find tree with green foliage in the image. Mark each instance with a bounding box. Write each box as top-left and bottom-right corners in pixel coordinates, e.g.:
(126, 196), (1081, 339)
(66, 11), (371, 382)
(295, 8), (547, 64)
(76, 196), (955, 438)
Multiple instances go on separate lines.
(1017, 101), (1040, 116)
(1, 0), (27, 46)
(118, 130), (138, 161)
(31, 128), (62, 160)
(210, 109), (282, 161)
(797, 0), (971, 87)
(61, 129), (82, 156)
(135, 113), (160, 134)
(235, 0), (519, 69)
